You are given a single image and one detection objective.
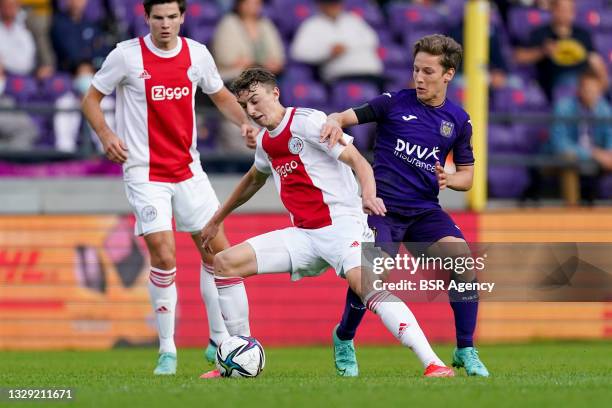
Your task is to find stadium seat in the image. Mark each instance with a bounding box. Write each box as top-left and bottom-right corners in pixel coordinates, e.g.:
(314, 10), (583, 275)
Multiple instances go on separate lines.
(491, 82), (548, 113)
(186, 0), (222, 26)
(488, 125), (517, 153)
(378, 42), (411, 73)
(270, 0), (315, 40)
(507, 7), (551, 45)
(40, 74), (73, 102)
(345, 0), (385, 29)
(488, 165), (530, 198)
(4, 75), (38, 104)
(280, 79), (328, 111)
(331, 81), (380, 111)
(386, 2), (447, 38)
(577, 8), (612, 32)
(384, 67), (412, 91)
(283, 62), (315, 81)
(187, 24), (215, 45)
(598, 174), (612, 199)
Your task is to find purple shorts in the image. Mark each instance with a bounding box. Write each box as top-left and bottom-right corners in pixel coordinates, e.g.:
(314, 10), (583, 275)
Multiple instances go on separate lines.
(368, 208), (465, 255)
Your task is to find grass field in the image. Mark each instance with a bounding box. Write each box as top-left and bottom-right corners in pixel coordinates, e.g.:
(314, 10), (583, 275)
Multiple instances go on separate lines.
(1, 342), (611, 408)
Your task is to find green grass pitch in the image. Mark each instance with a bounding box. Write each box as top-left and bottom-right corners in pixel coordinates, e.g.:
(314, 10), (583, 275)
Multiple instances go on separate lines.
(1, 342), (610, 408)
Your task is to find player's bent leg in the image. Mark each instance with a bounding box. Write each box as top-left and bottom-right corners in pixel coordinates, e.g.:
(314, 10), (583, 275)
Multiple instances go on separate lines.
(144, 230), (178, 375)
(191, 225), (231, 363)
(345, 267), (454, 377)
(430, 236), (489, 377)
(213, 243), (256, 337)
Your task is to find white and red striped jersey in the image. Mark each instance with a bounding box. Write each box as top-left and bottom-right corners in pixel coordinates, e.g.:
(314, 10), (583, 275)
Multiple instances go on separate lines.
(254, 107), (364, 229)
(92, 34), (224, 183)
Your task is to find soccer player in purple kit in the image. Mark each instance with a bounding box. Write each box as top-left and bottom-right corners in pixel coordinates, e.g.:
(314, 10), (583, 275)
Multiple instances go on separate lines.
(321, 34), (490, 377)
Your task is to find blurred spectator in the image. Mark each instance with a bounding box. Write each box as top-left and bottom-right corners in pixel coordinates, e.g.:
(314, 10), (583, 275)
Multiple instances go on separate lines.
(449, 16), (510, 89)
(0, 0), (36, 75)
(50, 0), (104, 72)
(290, 0), (383, 86)
(514, 0), (609, 101)
(551, 67), (612, 201)
(54, 61), (113, 153)
(22, 0), (55, 78)
(212, 0), (285, 83)
(0, 63), (39, 150)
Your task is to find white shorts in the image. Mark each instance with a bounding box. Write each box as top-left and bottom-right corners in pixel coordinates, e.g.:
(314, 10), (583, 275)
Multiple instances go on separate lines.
(246, 215), (374, 281)
(124, 173), (220, 236)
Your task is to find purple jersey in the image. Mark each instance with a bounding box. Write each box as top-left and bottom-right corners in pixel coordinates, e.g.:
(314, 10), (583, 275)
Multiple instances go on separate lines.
(368, 89), (474, 215)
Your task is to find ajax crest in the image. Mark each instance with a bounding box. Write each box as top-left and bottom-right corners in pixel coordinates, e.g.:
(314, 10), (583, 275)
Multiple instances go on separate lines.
(288, 136), (304, 155)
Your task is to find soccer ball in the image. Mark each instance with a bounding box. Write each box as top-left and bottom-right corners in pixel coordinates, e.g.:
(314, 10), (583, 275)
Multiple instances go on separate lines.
(215, 335), (265, 378)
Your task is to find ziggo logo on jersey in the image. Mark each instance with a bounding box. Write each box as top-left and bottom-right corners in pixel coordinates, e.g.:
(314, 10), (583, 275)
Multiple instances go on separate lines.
(274, 160), (299, 178)
(151, 86), (190, 101)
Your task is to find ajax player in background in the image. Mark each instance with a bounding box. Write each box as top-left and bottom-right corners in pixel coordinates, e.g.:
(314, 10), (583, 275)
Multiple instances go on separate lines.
(199, 68), (455, 379)
(321, 34), (490, 377)
(82, 0), (258, 375)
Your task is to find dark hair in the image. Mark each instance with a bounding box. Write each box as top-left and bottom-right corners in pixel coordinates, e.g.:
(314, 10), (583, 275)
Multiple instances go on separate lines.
(413, 34), (463, 72)
(143, 0), (186, 16)
(230, 68), (278, 96)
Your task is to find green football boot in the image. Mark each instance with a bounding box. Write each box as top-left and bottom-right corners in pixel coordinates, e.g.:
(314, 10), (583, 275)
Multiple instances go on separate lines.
(452, 347), (490, 377)
(153, 352), (177, 375)
(204, 340), (218, 364)
(332, 324), (358, 377)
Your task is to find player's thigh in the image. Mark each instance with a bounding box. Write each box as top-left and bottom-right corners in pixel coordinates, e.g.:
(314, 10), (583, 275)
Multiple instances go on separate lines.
(191, 222), (230, 265)
(247, 228), (324, 280)
(407, 208), (466, 244)
(368, 214), (401, 256)
(173, 173), (220, 234)
(214, 242), (259, 278)
(314, 216), (373, 279)
(124, 181), (173, 236)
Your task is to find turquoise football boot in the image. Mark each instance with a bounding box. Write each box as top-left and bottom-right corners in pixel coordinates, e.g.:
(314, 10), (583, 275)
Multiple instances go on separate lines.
(204, 340), (218, 364)
(452, 347), (490, 377)
(153, 352), (177, 375)
(332, 324), (358, 377)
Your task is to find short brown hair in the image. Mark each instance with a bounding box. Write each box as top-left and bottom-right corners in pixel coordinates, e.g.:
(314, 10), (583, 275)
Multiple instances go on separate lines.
(413, 34), (463, 72)
(143, 0), (186, 16)
(230, 68), (278, 97)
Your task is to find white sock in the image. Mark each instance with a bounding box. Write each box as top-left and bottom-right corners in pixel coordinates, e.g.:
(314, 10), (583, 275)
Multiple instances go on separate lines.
(366, 291), (444, 368)
(215, 275), (250, 337)
(148, 267), (177, 354)
(200, 263), (229, 345)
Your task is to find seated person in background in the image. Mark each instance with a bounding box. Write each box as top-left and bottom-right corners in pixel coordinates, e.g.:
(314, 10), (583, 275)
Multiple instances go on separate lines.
(212, 0), (285, 83)
(211, 0), (284, 154)
(513, 0), (608, 101)
(551, 67), (612, 201)
(0, 0), (37, 76)
(50, 0), (106, 72)
(0, 63), (38, 150)
(54, 61), (114, 153)
(290, 0), (383, 88)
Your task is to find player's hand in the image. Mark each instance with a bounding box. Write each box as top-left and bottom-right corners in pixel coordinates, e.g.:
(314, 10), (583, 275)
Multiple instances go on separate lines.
(200, 221), (220, 253)
(362, 196), (386, 216)
(320, 118), (347, 148)
(435, 161), (447, 190)
(330, 43), (346, 58)
(241, 123), (258, 149)
(101, 131), (128, 164)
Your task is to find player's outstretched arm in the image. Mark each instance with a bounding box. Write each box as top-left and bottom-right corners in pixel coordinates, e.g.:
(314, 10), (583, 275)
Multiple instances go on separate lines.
(320, 109), (359, 148)
(435, 162), (474, 191)
(338, 145), (386, 216)
(200, 165), (269, 250)
(209, 87), (258, 148)
(82, 86), (128, 163)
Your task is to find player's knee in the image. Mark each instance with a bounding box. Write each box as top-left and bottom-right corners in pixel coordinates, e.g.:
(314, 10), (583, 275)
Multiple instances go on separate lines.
(213, 250), (238, 277)
(150, 248), (176, 271)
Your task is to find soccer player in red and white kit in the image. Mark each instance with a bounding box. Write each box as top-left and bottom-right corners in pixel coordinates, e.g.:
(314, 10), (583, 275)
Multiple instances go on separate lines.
(82, 0), (258, 375)
(199, 68), (454, 378)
